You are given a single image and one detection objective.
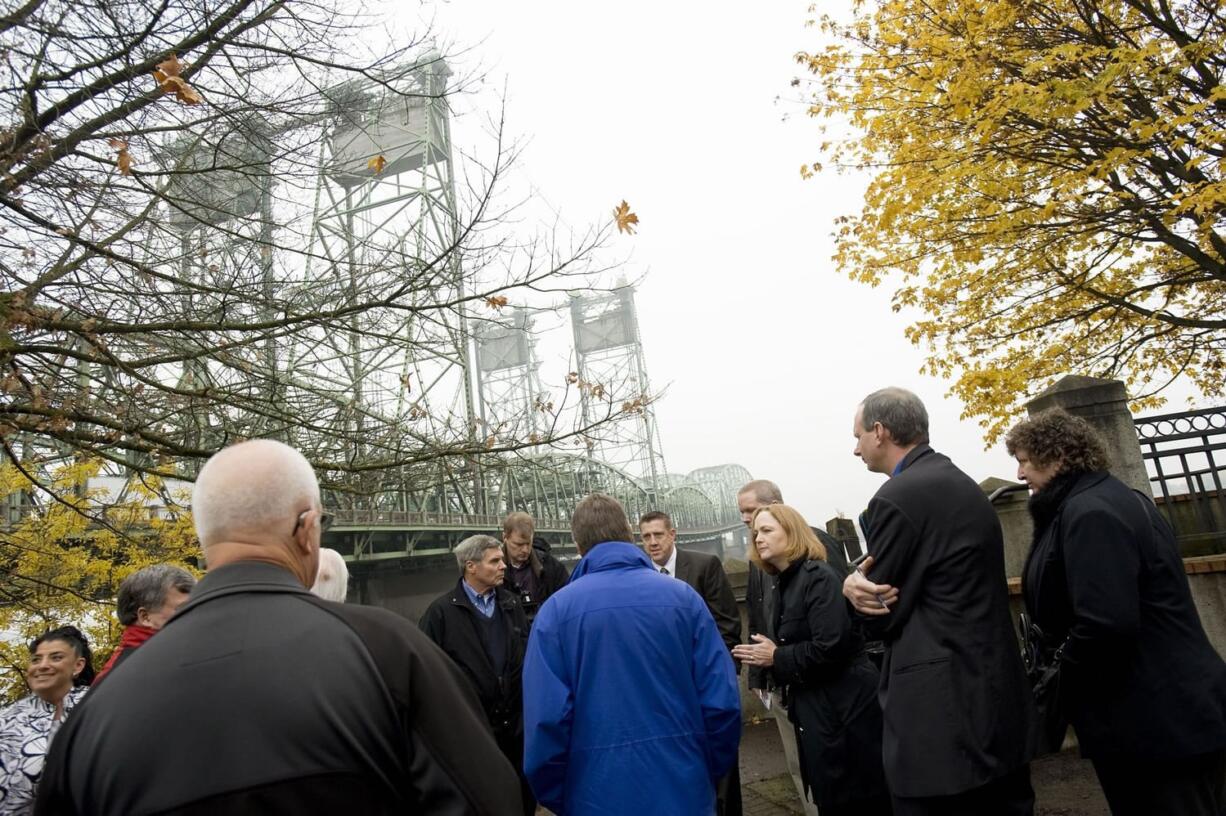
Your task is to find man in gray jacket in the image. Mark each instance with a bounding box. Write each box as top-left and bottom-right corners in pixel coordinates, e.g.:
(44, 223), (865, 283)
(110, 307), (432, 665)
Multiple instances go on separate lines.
(36, 439), (517, 816)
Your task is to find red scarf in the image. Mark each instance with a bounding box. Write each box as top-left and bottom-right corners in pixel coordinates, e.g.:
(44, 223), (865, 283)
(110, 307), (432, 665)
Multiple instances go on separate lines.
(94, 624), (157, 685)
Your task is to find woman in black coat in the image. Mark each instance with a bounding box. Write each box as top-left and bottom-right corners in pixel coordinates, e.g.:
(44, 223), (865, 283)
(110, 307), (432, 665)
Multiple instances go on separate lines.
(1007, 408), (1226, 816)
(734, 503), (890, 816)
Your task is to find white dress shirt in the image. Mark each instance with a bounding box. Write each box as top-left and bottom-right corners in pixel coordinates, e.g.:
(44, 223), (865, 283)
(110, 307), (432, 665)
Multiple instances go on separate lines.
(657, 546), (678, 578)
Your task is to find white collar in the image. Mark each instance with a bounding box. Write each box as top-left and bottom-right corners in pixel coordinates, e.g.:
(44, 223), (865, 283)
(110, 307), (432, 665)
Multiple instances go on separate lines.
(658, 545), (678, 577)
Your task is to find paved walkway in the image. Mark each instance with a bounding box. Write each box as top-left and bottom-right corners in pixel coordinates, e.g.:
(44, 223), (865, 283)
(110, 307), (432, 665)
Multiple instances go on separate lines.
(541, 714), (1110, 815)
(737, 715), (1112, 816)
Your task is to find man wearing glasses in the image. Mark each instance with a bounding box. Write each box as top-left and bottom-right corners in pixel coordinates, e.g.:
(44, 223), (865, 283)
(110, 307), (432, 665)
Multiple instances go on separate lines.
(36, 439), (517, 816)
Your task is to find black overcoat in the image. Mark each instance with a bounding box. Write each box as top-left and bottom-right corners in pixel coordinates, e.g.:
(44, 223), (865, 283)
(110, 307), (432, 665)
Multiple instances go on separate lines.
(860, 444), (1034, 798)
(747, 526), (848, 691)
(771, 558), (887, 810)
(1022, 470), (1226, 761)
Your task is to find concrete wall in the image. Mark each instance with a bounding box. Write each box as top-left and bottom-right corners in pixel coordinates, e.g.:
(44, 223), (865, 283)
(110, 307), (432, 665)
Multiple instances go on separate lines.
(1188, 560), (1226, 657)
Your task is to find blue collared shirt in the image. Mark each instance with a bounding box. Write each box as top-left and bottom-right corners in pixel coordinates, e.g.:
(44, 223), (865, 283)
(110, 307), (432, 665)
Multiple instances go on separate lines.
(462, 580), (497, 618)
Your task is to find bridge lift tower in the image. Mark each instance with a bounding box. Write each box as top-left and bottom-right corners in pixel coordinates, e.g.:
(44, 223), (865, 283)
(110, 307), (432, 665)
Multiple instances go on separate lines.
(569, 286), (667, 497)
(301, 55), (483, 512)
(474, 309), (546, 441)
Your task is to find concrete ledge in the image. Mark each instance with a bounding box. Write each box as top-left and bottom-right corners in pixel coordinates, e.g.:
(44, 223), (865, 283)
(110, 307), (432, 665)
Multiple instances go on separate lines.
(1007, 555), (1226, 597)
(1185, 555), (1226, 574)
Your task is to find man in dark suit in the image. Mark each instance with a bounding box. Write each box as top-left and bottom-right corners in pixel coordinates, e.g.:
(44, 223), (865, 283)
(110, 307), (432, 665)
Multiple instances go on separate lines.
(640, 511), (740, 651)
(639, 510), (741, 816)
(843, 387), (1035, 816)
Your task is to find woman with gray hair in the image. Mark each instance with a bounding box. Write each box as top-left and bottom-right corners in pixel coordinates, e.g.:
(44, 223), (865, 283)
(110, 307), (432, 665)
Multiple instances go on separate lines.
(310, 548), (350, 603)
(93, 564), (196, 686)
(1007, 408), (1226, 815)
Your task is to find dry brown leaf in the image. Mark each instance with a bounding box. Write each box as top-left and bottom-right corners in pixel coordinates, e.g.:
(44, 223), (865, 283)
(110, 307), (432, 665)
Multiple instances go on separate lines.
(367, 155), (387, 174)
(484, 295), (508, 310)
(613, 200), (639, 234)
(155, 54), (184, 79)
(107, 138), (132, 175)
(152, 54), (203, 105)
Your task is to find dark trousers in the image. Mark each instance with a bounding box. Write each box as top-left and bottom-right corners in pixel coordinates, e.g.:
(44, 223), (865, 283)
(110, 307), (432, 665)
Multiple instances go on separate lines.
(495, 730), (536, 816)
(891, 764), (1033, 816)
(823, 794), (893, 816)
(1092, 748), (1226, 816)
(716, 754), (742, 816)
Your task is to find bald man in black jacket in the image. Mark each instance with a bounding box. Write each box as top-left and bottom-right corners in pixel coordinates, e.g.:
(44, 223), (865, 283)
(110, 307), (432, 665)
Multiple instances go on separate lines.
(36, 440), (516, 816)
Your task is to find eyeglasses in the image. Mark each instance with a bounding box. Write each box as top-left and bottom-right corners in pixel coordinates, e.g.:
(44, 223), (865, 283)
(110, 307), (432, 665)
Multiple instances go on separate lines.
(292, 509), (335, 536)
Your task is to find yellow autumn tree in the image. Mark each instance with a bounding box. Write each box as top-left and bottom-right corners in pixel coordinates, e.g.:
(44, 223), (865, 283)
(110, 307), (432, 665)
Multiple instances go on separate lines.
(799, 0), (1226, 441)
(0, 459), (199, 703)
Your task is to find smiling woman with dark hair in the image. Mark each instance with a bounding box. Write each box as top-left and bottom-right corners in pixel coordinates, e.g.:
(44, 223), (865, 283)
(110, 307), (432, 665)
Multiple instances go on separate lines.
(0, 626), (92, 815)
(1007, 408), (1226, 816)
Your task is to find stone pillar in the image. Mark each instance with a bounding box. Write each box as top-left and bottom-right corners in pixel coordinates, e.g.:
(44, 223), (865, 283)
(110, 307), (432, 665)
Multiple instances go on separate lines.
(826, 517), (862, 560)
(1025, 375), (1152, 497)
(981, 477), (1032, 578)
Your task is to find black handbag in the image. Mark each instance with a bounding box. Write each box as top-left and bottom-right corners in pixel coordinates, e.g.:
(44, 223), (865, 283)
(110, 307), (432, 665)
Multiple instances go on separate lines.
(1019, 612), (1070, 755)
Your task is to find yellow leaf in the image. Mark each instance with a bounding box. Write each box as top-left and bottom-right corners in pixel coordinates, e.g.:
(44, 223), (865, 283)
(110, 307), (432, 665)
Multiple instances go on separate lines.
(367, 155), (387, 174)
(613, 200), (639, 234)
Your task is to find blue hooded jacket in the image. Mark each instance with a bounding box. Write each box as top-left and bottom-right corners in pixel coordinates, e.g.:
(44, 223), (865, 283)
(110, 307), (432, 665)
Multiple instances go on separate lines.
(522, 541), (741, 815)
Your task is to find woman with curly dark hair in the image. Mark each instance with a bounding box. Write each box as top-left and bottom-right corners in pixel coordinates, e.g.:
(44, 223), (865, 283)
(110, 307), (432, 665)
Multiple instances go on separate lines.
(1006, 408), (1226, 816)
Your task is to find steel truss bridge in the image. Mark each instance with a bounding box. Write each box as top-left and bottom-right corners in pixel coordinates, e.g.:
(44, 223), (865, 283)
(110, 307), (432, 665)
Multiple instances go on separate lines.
(327, 459), (753, 562)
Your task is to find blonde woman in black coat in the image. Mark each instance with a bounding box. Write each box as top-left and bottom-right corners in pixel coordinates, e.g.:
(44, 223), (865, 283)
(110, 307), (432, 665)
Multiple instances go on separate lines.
(1007, 409), (1226, 816)
(733, 504), (890, 816)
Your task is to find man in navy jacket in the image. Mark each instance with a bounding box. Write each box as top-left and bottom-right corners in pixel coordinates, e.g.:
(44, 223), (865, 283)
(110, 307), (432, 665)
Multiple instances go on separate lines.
(523, 492), (741, 815)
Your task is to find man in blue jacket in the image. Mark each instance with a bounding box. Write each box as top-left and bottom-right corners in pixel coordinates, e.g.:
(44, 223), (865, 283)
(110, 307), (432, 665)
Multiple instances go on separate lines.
(523, 492), (741, 815)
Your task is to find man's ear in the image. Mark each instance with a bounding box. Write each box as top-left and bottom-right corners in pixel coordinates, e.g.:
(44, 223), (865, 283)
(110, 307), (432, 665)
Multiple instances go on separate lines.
(292, 511), (317, 556)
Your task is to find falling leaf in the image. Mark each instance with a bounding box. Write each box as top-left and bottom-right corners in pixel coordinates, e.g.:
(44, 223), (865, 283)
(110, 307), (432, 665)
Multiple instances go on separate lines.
(367, 155), (387, 174)
(107, 138), (132, 175)
(613, 200), (639, 234)
(152, 54), (203, 106)
(484, 295), (508, 310)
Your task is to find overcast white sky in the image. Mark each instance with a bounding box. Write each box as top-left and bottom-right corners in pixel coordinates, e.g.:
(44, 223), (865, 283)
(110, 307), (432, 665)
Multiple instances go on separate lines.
(417, 0), (1047, 524)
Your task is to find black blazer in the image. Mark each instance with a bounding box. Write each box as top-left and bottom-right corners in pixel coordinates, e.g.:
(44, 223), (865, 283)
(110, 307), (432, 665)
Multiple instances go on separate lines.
(1023, 471), (1226, 761)
(861, 445), (1034, 798)
(674, 548), (741, 653)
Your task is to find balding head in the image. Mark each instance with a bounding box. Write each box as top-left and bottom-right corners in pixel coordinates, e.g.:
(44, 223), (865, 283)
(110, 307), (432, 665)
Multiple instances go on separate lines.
(192, 439), (323, 586)
(737, 479), (783, 528)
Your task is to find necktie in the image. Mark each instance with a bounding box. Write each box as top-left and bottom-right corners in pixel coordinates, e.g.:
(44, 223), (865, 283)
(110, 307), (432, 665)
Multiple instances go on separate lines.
(661, 567), (669, 576)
